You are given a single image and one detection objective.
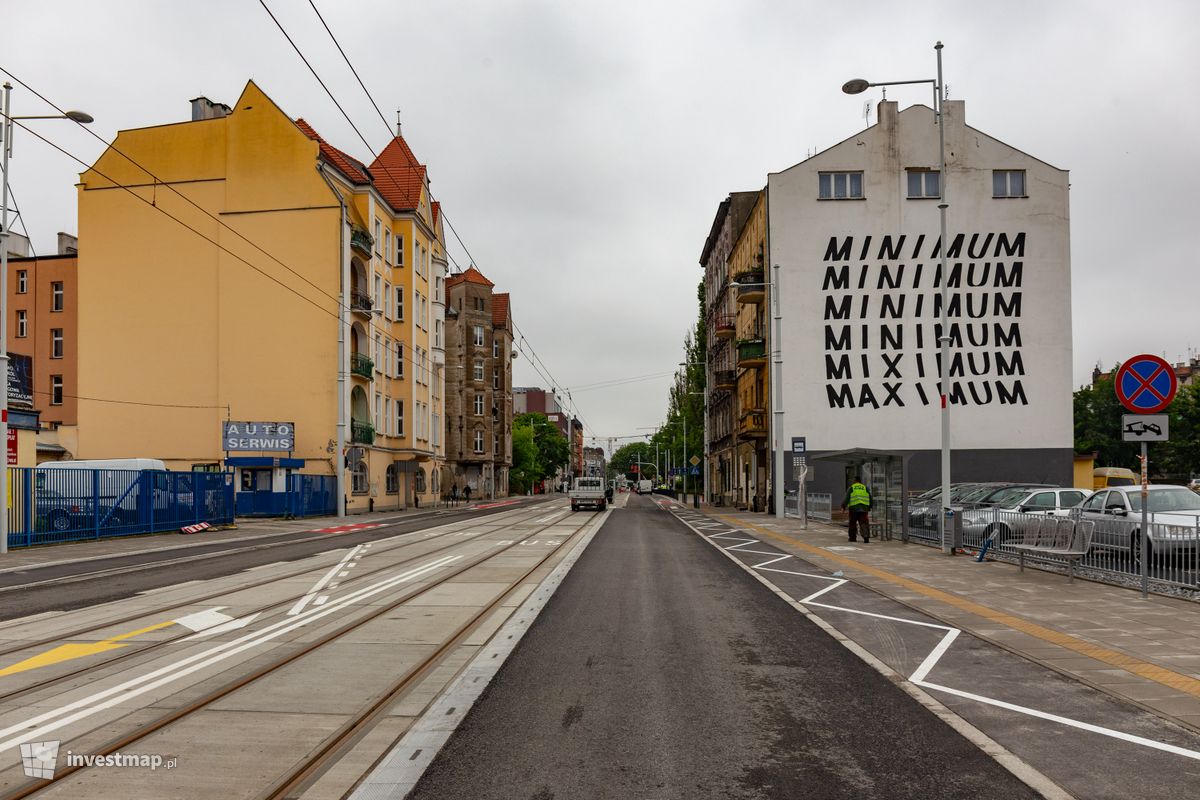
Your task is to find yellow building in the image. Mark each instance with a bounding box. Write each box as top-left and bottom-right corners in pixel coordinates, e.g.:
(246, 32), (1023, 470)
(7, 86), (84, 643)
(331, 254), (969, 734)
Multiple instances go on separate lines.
(730, 190), (770, 511)
(76, 81), (446, 512)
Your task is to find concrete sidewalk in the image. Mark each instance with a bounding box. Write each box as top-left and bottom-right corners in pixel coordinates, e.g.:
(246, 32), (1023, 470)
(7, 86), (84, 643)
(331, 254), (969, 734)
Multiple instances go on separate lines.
(680, 502), (1200, 734)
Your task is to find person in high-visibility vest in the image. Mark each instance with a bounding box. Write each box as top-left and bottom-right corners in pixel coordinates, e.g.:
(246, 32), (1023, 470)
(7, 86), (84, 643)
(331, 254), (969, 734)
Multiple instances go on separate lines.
(840, 478), (873, 543)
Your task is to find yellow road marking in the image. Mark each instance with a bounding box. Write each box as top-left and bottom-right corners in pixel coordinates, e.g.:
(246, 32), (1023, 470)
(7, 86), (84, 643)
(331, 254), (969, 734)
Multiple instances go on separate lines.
(715, 514), (1200, 699)
(0, 621), (175, 678)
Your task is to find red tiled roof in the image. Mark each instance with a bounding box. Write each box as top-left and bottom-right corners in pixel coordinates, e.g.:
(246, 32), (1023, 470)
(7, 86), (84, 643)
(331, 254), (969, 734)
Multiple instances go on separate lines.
(446, 265), (494, 289)
(294, 118), (371, 185)
(492, 293), (510, 327)
(431, 201), (441, 226)
(370, 136), (426, 211)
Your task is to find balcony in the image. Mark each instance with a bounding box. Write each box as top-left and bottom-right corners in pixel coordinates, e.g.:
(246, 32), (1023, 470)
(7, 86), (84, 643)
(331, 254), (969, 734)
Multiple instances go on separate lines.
(734, 270), (765, 304)
(351, 352), (374, 380)
(351, 290), (373, 317)
(351, 420), (375, 445)
(350, 226), (374, 256)
(713, 314), (735, 339)
(736, 338), (767, 368)
(739, 410), (768, 438)
(714, 369), (736, 390)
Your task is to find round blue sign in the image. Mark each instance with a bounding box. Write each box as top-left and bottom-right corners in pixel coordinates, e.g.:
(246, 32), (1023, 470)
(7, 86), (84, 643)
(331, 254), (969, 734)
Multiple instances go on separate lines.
(1114, 355), (1177, 414)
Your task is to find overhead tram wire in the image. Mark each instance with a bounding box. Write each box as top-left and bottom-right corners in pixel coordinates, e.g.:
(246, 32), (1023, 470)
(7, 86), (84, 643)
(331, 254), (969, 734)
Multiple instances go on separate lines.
(267, 2), (596, 432)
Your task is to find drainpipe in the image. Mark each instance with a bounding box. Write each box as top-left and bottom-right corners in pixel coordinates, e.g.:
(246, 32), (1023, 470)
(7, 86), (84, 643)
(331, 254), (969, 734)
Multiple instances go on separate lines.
(318, 165), (348, 518)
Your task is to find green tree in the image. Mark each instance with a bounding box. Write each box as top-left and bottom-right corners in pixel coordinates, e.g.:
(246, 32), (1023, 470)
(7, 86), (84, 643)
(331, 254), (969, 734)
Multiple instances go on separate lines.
(509, 424), (539, 494)
(609, 441), (657, 480)
(514, 413), (570, 483)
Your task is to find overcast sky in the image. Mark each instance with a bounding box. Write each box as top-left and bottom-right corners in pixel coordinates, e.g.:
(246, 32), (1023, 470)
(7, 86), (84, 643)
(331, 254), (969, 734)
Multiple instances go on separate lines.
(5, 0), (1198, 451)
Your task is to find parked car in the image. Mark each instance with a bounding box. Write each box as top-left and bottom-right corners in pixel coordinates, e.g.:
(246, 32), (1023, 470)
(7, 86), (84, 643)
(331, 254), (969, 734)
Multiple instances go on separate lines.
(1075, 485), (1200, 565)
(1093, 467), (1138, 490)
(36, 488), (92, 532)
(907, 483), (997, 530)
(963, 487), (1092, 543)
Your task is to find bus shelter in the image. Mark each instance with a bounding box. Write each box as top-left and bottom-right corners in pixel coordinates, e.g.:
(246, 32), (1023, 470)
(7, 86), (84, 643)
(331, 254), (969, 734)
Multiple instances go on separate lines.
(812, 448), (912, 541)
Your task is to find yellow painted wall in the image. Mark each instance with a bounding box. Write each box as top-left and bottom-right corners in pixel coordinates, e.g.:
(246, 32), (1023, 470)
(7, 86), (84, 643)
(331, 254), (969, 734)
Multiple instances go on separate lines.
(1073, 454), (1096, 489)
(77, 81), (342, 475)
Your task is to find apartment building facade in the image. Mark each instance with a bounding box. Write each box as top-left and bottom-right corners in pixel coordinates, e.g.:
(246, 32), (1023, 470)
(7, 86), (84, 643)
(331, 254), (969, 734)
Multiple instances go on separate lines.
(76, 81), (448, 511)
(444, 267), (513, 498)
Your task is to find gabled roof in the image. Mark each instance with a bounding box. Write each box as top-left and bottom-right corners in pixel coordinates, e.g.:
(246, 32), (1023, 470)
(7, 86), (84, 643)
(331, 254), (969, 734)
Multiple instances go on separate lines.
(294, 118), (371, 185)
(370, 136), (427, 211)
(431, 201), (441, 225)
(446, 265), (494, 289)
(492, 293), (510, 327)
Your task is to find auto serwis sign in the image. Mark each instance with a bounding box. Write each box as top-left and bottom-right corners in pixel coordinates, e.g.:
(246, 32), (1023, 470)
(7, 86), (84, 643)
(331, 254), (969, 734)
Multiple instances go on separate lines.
(1114, 355), (1177, 414)
(223, 421), (295, 452)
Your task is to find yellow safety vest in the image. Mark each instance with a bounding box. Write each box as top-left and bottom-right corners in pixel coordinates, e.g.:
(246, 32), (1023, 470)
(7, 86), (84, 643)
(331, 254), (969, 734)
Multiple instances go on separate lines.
(849, 483), (871, 508)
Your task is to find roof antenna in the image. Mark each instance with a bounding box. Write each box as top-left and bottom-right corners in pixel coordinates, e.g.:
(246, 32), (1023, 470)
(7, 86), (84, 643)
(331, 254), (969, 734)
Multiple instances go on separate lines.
(395, 109), (402, 137)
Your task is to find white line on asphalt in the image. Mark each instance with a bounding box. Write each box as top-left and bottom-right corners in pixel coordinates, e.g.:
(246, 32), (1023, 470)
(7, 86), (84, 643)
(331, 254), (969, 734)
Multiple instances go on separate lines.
(314, 596), (329, 606)
(287, 545), (363, 617)
(750, 554), (793, 569)
(683, 512), (1200, 765)
(0, 554), (462, 756)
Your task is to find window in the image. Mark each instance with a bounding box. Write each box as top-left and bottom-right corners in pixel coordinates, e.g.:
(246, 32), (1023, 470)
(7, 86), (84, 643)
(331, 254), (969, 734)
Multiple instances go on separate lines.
(474, 296), (485, 311)
(474, 394), (484, 416)
(434, 276), (443, 303)
(51, 282), (64, 312)
(396, 341), (404, 378)
(433, 413), (441, 447)
(384, 230), (392, 264)
(397, 235), (404, 265)
(50, 375), (63, 406)
(1027, 491), (1056, 510)
(993, 170), (1026, 198)
(1081, 492), (1108, 513)
(493, 339), (500, 359)
(374, 274), (382, 306)
(493, 366), (500, 389)
(818, 171), (863, 199)
(906, 169), (940, 199)
(385, 463), (398, 494)
(16, 310), (26, 338)
(422, 296), (428, 329)
(374, 218), (382, 254)
(474, 359), (484, 381)
(384, 282), (392, 319)
(473, 430), (484, 453)
(352, 459), (369, 494)
(434, 319), (443, 348)
(395, 286), (404, 320)
(494, 433), (500, 455)
(16, 271), (27, 294)
(396, 400), (405, 436)
(51, 329), (63, 359)
(375, 334), (382, 372)
(473, 325), (484, 347)
(384, 398), (392, 437)
(375, 391), (382, 429)
(1061, 491), (1086, 507)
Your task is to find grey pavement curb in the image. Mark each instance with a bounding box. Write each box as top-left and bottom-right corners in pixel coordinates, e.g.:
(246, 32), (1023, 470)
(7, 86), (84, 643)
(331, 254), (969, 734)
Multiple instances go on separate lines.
(348, 506), (612, 800)
(668, 504), (1075, 800)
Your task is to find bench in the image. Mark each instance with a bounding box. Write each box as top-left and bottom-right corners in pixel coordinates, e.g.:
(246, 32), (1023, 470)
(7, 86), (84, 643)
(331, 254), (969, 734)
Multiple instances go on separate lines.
(1011, 517), (1096, 583)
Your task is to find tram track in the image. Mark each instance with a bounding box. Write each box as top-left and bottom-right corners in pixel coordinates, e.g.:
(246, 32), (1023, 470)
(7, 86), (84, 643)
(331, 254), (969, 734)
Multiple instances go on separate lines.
(0, 505), (597, 799)
(0, 503), (564, 708)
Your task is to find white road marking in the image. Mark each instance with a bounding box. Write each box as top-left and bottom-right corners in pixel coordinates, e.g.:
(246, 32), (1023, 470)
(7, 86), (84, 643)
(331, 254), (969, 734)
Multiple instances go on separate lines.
(314, 596), (329, 607)
(180, 612), (262, 641)
(173, 608), (233, 632)
(676, 510), (1200, 764)
(287, 545), (363, 617)
(0, 554), (461, 756)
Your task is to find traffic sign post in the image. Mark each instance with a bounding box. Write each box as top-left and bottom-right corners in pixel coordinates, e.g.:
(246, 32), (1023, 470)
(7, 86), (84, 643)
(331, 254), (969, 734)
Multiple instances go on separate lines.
(1114, 355), (1178, 599)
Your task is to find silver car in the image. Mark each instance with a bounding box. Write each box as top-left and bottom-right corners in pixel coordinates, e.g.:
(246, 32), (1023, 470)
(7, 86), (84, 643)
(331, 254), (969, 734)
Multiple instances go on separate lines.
(963, 487), (1092, 544)
(1076, 485), (1200, 564)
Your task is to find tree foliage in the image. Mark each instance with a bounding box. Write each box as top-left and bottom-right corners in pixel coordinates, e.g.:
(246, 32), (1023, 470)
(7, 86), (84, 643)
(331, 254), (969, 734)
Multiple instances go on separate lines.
(509, 424), (539, 494)
(514, 413), (570, 484)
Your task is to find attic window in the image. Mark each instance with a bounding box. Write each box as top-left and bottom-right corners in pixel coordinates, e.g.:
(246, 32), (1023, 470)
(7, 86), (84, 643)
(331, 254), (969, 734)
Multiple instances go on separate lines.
(993, 170), (1027, 198)
(906, 169), (940, 199)
(818, 171), (863, 200)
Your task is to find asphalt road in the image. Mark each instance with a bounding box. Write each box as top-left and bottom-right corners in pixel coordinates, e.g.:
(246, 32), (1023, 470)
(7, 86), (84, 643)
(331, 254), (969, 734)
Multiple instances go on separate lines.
(408, 494), (1038, 800)
(0, 499), (536, 620)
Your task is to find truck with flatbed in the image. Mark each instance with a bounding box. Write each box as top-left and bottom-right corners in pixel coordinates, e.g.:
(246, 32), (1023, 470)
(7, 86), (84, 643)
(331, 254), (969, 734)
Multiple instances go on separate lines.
(569, 477), (607, 511)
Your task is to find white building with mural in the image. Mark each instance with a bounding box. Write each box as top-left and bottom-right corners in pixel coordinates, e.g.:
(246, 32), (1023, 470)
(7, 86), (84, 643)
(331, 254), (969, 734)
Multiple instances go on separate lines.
(767, 100), (1073, 496)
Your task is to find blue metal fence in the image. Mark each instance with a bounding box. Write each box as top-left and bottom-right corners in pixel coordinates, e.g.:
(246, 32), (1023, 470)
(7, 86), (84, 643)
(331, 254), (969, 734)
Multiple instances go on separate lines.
(288, 474), (337, 518)
(5, 468), (235, 549)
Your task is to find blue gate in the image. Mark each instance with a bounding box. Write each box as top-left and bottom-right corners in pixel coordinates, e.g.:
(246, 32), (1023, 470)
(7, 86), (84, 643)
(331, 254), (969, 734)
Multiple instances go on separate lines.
(233, 474), (336, 518)
(4, 468), (235, 549)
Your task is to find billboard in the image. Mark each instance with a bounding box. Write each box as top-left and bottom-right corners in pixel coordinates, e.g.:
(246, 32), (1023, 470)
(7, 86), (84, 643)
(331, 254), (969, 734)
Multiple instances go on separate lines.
(7, 354), (32, 409)
(222, 421), (295, 452)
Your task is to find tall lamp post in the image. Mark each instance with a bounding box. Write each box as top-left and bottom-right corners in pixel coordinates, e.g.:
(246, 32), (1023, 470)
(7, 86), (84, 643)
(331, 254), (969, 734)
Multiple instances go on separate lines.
(679, 361), (704, 507)
(0, 84), (92, 554)
(843, 42), (951, 551)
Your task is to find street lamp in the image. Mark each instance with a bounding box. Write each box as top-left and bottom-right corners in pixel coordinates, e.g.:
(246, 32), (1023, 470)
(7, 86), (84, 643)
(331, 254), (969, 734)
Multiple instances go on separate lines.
(0, 84), (93, 554)
(844, 43), (951, 551)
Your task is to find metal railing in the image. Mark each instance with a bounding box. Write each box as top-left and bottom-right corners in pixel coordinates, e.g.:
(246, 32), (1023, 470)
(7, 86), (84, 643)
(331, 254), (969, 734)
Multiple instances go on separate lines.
(908, 503), (1200, 591)
(350, 291), (373, 314)
(351, 352), (374, 379)
(4, 468), (234, 548)
(808, 493), (833, 521)
(350, 226), (374, 254)
(736, 339), (766, 363)
(351, 420), (375, 445)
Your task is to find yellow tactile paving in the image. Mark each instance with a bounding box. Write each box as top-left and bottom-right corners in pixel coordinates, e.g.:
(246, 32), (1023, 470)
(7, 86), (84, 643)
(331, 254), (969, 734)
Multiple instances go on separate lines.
(716, 514), (1200, 700)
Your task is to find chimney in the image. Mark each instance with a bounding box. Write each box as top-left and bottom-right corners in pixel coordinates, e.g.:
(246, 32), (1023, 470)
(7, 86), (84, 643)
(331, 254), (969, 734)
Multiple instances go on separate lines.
(189, 96), (231, 122)
(56, 232), (78, 256)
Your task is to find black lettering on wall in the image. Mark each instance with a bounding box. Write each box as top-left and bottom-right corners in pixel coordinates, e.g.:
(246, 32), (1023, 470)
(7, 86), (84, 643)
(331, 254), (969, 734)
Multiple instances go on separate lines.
(826, 354), (852, 380)
(824, 237), (853, 262)
(997, 380), (1028, 405)
(825, 325), (851, 351)
(823, 265), (850, 291)
(827, 384), (855, 408)
(825, 295), (852, 320)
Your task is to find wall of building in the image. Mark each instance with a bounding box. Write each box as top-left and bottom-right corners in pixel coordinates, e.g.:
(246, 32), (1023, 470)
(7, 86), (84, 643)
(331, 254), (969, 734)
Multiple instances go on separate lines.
(767, 101), (1073, 490)
(7, 255), (78, 426)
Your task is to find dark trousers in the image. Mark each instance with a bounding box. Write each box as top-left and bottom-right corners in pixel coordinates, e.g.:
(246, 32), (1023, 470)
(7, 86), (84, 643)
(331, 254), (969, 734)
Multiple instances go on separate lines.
(848, 509), (870, 542)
